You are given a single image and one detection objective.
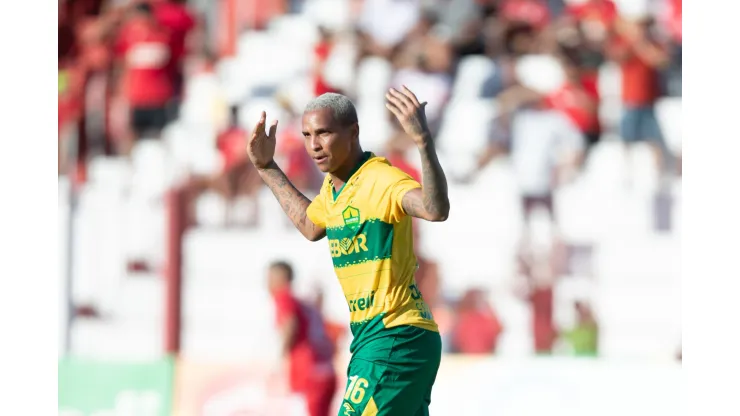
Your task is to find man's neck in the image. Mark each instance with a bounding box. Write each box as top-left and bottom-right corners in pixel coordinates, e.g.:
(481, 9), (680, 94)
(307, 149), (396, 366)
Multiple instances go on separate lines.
(330, 149), (366, 190)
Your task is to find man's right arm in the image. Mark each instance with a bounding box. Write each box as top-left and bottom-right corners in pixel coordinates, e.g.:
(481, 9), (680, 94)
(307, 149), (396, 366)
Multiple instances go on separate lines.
(257, 161), (326, 241)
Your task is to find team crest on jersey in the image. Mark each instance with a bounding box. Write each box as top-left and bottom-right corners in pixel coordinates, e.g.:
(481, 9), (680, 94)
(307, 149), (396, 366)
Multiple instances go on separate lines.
(342, 206), (361, 229)
(342, 402), (356, 415)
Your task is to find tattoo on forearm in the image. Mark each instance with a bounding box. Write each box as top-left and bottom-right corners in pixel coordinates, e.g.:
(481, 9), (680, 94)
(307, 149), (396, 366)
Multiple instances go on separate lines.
(406, 142), (449, 219)
(402, 191), (425, 218)
(258, 161), (320, 237)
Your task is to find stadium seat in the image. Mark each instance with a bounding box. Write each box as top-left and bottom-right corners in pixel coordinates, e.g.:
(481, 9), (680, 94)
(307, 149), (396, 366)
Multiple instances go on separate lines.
(451, 55), (496, 101)
(612, 0), (651, 18)
(391, 69), (452, 127)
(234, 31), (300, 91)
(554, 180), (606, 244)
(356, 104), (394, 151)
(490, 290), (534, 356)
(73, 184), (128, 315)
(321, 38), (358, 93)
(72, 318), (162, 360)
(115, 273), (164, 324)
(302, 0), (353, 31)
(216, 57), (250, 104)
(595, 236), (680, 285)
(278, 75), (315, 115)
(268, 14), (319, 47)
(655, 97), (682, 155)
(583, 139), (627, 189)
(356, 57), (393, 105)
(195, 191), (228, 228)
(597, 62), (622, 99)
(180, 71), (228, 130)
(598, 98), (622, 132)
(435, 99), (497, 176)
(515, 54), (565, 95)
(87, 156), (132, 189)
(240, 97), (290, 133)
(130, 140), (177, 199)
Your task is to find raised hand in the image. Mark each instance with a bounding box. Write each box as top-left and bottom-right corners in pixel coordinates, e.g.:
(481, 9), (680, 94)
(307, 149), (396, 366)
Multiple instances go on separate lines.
(247, 111), (278, 169)
(385, 86), (432, 147)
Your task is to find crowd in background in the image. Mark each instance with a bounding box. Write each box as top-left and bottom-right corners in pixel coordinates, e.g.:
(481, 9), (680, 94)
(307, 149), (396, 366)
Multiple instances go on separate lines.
(58, 0), (682, 358)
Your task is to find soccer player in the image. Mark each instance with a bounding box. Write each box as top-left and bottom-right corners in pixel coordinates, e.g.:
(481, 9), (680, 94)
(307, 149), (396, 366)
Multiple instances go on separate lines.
(246, 86), (450, 416)
(267, 260), (337, 416)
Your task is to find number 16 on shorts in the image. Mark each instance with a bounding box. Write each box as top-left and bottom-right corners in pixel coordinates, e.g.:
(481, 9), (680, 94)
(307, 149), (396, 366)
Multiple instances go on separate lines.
(344, 375), (369, 404)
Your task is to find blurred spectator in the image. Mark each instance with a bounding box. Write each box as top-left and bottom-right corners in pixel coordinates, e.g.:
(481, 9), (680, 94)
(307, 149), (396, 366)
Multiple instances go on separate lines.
(267, 261), (337, 416)
(113, 2), (174, 154)
(659, 0), (681, 96)
(427, 0), (484, 58)
(450, 289), (504, 354)
(565, 0), (618, 44)
(467, 97), (584, 227)
(309, 288), (347, 356)
(213, 106), (263, 226)
(151, 0), (199, 108)
(561, 300), (599, 357)
(77, 17), (115, 157)
(480, 23), (538, 98)
(59, 65), (84, 175)
(394, 10), (453, 74)
(544, 55), (600, 151)
(313, 26), (341, 96)
(392, 10), (453, 133)
(499, 0), (551, 31)
(607, 17), (671, 173)
(518, 247), (558, 354)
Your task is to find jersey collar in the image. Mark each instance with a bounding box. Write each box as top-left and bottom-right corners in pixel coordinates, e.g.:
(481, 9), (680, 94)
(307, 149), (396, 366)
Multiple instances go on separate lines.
(331, 151), (374, 201)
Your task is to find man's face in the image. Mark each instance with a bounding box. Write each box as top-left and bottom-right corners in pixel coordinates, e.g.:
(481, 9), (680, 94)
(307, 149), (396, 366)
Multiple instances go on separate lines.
(302, 108), (358, 173)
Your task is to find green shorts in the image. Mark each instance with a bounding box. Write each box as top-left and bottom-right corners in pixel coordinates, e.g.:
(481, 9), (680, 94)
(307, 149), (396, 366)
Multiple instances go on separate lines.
(338, 326), (442, 416)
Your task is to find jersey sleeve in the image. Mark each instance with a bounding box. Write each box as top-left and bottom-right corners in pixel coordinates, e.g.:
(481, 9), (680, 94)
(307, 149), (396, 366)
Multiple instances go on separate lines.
(306, 182), (330, 228)
(386, 166), (422, 223)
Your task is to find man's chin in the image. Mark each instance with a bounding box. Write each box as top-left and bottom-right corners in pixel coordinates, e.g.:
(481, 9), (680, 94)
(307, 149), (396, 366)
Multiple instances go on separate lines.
(316, 162), (332, 173)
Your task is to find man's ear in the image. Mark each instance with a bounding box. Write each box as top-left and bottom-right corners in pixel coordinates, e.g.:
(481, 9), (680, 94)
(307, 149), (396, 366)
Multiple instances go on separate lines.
(352, 123), (360, 141)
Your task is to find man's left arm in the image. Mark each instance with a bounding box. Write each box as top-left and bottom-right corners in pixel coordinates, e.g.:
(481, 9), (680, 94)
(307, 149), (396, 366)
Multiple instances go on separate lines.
(385, 86), (450, 222)
(401, 138), (450, 222)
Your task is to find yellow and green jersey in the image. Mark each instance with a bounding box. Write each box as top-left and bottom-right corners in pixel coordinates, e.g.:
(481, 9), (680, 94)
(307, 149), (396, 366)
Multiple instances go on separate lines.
(306, 152), (438, 353)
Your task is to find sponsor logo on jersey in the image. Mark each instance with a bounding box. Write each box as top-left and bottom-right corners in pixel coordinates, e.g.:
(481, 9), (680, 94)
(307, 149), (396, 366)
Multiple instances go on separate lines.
(347, 291), (377, 312)
(329, 234), (369, 258)
(342, 402), (356, 415)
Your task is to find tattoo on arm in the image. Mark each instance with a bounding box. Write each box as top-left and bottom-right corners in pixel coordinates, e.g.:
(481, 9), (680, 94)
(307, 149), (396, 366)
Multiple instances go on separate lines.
(258, 161), (326, 240)
(403, 140), (450, 221)
(402, 190), (426, 218)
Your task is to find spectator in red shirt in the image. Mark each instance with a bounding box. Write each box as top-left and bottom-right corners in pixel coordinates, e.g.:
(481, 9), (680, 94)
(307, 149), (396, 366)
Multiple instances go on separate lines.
(313, 26), (340, 97)
(566, 0), (617, 43)
(544, 57), (600, 150)
(267, 261), (337, 416)
(607, 17), (671, 173)
(152, 0), (198, 102)
(114, 2), (174, 154)
(450, 289), (504, 354)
